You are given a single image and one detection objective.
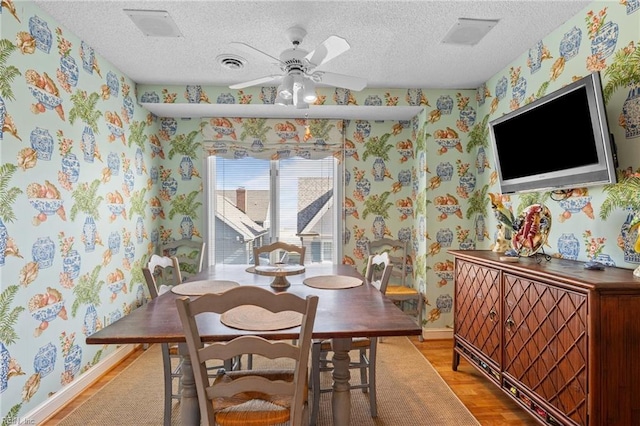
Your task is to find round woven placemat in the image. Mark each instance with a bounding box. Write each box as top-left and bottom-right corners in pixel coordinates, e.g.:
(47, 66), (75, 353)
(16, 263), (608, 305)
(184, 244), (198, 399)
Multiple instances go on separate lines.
(303, 275), (363, 289)
(171, 280), (240, 296)
(220, 305), (303, 331)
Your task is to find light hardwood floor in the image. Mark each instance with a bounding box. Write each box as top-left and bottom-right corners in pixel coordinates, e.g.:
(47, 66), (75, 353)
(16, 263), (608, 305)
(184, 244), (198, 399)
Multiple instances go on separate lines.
(408, 337), (538, 425)
(45, 338), (537, 425)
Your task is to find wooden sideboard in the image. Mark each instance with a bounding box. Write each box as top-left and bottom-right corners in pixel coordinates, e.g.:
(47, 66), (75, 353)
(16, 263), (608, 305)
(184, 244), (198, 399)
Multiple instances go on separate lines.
(449, 250), (640, 426)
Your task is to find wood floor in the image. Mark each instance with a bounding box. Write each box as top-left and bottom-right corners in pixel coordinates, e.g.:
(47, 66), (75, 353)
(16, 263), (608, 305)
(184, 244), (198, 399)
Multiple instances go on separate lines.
(409, 337), (538, 426)
(45, 338), (538, 425)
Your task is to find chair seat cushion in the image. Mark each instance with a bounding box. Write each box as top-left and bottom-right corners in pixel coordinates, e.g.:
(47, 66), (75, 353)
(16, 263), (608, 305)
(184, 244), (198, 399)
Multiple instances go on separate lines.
(386, 285), (419, 296)
(167, 343), (180, 356)
(212, 369), (299, 425)
(215, 399), (290, 425)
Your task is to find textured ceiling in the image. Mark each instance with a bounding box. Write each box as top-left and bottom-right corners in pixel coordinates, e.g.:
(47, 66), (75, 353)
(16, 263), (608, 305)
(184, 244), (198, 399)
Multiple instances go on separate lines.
(32, 0), (591, 119)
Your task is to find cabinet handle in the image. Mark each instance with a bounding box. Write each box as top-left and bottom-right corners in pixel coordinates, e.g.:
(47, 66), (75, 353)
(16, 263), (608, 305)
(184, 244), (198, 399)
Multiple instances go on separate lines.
(505, 317), (514, 331)
(488, 308), (497, 322)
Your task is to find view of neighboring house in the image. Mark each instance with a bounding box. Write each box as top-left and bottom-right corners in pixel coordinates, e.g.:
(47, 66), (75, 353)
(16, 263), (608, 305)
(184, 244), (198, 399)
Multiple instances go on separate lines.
(297, 178), (334, 263)
(214, 191), (267, 264)
(214, 179), (334, 264)
(221, 187), (270, 229)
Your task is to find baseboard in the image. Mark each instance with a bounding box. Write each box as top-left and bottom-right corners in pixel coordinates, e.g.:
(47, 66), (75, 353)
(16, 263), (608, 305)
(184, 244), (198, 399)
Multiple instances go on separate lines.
(24, 344), (137, 424)
(421, 328), (453, 340)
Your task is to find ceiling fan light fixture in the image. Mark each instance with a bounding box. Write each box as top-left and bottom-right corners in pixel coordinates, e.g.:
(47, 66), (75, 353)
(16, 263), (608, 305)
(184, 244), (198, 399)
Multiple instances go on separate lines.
(291, 76), (310, 109)
(275, 93), (290, 106)
(303, 79), (317, 103)
(276, 84), (290, 100)
(279, 74), (294, 99)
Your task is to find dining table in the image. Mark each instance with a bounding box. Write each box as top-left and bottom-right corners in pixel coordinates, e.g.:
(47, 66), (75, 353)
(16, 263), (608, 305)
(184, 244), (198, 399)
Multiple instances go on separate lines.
(86, 263), (422, 425)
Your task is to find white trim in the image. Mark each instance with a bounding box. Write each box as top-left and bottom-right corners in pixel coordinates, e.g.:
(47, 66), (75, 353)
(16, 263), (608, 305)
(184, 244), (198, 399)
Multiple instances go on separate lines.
(421, 327), (454, 340)
(335, 142), (344, 263)
(24, 344), (137, 424)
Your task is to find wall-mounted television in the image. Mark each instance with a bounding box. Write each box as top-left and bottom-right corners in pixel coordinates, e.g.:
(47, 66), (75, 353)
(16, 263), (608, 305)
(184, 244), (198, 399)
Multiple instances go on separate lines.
(489, 71), (617, 194)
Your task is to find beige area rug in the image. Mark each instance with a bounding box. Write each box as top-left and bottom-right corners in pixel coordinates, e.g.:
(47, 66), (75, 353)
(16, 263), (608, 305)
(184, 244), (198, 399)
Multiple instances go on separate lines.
(56, 337), (480, 425)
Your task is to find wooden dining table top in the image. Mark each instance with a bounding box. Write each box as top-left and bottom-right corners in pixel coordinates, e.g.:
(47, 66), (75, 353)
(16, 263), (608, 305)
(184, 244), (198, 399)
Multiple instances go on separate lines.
(86, 263), (422, 345)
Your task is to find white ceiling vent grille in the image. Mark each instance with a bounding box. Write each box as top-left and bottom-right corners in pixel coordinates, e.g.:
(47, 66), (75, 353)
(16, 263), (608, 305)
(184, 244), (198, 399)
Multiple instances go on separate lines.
(217, 54), (247, 70)
(124, 9), (182, 37)
(442, 18), (499, 46)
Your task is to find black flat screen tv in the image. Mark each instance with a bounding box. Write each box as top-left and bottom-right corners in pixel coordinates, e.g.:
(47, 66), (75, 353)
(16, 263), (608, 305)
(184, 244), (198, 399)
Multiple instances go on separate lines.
(488, 71), (617, 194)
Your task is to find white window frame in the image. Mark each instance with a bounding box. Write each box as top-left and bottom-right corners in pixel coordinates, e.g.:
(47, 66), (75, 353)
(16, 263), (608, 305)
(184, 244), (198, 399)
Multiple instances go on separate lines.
(204, 155), (343, 267)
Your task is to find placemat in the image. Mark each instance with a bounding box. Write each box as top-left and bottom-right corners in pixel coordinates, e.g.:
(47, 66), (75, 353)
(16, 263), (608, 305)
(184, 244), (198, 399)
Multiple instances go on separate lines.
(220, 305), (303, 331)
(171, 280), (240, 296)
(303, 275), (363, 289)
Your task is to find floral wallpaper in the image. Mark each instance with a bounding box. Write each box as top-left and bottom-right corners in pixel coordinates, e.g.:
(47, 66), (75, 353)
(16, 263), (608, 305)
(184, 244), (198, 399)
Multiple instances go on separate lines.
(478, 2), (640, 271)
(0, 2), (202, 420)
(0, 0), (639, 423)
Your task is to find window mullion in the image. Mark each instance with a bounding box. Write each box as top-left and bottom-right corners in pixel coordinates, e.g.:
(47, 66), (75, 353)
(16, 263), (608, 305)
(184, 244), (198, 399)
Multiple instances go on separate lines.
(270, 161), (279, 244)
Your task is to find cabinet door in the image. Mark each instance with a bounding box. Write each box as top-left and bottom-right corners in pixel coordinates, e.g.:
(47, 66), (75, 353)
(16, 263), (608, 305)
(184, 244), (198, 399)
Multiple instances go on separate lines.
(454, 259), (501, 366)
(503, 273), (587, 425)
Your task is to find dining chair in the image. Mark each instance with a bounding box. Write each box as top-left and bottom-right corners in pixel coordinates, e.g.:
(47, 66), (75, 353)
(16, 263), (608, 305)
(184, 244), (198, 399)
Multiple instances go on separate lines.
(143, 253), (237, 426)
(367, 238), (424, 342)
(308, 253), (393, 424)
(247, 241), (306, 371)
(141, 254), (184, 426)
(253, 241), (306, 266)
(175, 286), (319, 426)
(161, 238), (206, 281)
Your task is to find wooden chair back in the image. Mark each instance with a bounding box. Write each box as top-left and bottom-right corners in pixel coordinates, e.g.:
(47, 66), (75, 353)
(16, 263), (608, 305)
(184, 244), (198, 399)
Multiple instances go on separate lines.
(161, 239), (205, 281)
(367, 238), (408, 287)
(253, 241), (306, 266)
(365, 252), (394, 294)
(175, 286), (318, 426)
(142, 254), (181, 298)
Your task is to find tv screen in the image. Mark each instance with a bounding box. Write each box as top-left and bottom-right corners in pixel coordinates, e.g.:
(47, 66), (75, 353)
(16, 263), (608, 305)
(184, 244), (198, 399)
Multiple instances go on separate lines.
(489, 72), (617, 194)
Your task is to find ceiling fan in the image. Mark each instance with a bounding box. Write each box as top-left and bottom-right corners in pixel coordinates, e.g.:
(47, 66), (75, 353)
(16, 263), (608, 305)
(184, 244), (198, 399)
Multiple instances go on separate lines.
(229, 26), (367, 108)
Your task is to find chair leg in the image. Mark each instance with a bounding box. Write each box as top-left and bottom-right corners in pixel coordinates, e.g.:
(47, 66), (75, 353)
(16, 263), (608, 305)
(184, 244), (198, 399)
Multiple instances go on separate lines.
(309, 341), (322, 426)
(160, 343), (173, 426)
(359, 348), (368, 393)
(417, 294), (424, 342)
(368, 338), (378, 417)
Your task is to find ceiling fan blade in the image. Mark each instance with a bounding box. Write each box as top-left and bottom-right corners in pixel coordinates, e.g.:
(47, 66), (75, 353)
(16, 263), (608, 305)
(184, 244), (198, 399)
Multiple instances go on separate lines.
(229, 75), (281, 90)
(314, 71), (367, 91)
(305, 36), (350, 68)
(230, 42), (282, 65)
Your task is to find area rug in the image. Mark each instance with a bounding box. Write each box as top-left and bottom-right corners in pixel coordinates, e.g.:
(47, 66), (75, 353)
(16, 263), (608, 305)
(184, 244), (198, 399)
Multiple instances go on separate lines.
(56, 337), (479, 425)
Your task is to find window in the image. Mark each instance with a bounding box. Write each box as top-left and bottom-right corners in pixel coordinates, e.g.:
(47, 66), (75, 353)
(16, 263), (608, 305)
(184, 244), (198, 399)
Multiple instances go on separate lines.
(206, 156), (342, 266)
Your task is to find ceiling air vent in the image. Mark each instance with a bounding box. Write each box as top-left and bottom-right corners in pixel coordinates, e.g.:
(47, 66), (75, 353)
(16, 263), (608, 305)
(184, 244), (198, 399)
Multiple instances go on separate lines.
(441, 18), (499, 46)
(217, 54), (247, 70)
(124, 9), (182, 37)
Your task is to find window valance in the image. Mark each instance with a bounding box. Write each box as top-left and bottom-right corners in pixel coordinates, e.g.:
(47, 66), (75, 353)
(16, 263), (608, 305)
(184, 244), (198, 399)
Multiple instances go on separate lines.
(200, 117), (345, 161)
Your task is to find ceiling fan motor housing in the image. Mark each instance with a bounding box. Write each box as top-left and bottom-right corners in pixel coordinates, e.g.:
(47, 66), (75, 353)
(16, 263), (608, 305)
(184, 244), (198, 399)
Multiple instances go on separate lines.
(279, 48), (310, 74)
